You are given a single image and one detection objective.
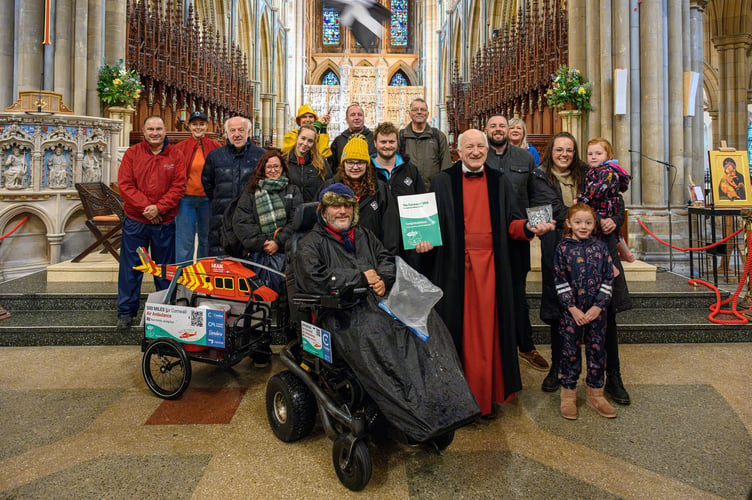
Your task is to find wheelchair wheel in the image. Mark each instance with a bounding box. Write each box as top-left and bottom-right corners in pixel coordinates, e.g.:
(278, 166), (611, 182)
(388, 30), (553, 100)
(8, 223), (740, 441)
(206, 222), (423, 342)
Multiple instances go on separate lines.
(142, 338), (191, 399)
(266, 370), (317, 442)
(332, 435), (371, 492)
(430, 430), (455, 451)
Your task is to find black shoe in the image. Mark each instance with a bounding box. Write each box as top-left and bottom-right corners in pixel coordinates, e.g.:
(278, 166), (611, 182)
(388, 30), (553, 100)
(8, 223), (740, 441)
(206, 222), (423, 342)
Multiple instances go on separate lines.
(116, 317), (134, 330)
(605, 372), (631, 405)
(541, 364), (560, 392)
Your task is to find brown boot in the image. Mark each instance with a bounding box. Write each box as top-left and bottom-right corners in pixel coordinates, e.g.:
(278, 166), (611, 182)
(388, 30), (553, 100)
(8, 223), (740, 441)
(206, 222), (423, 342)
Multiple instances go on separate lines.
(586, 386), (617, 418)
(560, 388), (578, 420)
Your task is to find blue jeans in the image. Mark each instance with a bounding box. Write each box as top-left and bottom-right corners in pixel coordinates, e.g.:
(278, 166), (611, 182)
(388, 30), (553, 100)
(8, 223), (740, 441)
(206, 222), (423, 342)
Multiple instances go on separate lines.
(175, 195), (210, 263)
(117, 217), (175, 319)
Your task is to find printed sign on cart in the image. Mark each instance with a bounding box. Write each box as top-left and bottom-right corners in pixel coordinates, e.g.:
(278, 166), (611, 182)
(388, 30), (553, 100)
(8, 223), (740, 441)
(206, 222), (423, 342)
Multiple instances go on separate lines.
(145, 303), (226, 348)
(301, 321), (332, 363)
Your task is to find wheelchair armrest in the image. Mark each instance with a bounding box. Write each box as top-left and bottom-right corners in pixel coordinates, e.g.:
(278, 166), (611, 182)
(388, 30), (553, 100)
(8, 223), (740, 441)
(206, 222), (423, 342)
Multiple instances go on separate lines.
(292, 287), (368, 310)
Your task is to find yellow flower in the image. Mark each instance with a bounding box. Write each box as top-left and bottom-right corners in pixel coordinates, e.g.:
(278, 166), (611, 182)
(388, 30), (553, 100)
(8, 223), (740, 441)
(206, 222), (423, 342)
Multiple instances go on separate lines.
(113, 78), (122, 86)
(578, 86), (586, 95)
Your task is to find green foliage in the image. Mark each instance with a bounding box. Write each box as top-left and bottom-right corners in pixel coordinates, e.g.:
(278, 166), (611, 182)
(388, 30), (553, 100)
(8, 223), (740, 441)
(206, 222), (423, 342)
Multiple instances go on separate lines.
(97, 60), (143, 108)
(545, 65), (593, 111)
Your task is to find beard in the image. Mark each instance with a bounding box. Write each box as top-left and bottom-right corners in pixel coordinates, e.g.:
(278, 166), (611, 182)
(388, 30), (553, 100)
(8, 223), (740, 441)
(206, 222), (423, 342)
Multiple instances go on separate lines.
(488, 135), (507, 149)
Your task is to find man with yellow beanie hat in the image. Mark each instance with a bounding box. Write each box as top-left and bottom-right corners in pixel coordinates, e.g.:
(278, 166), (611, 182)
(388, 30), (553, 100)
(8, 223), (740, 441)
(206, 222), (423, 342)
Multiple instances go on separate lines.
(281, 104), (332, 158)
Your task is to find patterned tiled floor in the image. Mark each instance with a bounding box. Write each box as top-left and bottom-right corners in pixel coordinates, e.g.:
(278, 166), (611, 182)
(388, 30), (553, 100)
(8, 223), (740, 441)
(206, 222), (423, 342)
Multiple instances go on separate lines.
(1, 344), (750, 498)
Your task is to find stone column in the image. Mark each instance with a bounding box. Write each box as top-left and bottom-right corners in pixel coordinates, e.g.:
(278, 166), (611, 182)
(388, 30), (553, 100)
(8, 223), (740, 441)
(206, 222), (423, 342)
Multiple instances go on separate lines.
(0, 0), (14, 108)
(54, 0), (72, 105)
(47, 233), (64, 264)
(612, 0), (631, 197)
(274, 101), (287, 148)
(585, 0), (601, 138)
(711, 34), (752, 151)
(667, 0), (685, 208)
(689, 1), (707, 191)
(72, 0), (88, 113)
(260, 93), (273, 146)
(104, 0), (126, 63)
(86, 0), (102, 117)
(558, 109), (584, 147)
(17, 1), (44, 91)
(639, 0), (666, 207)
(568, 0), (587, 75)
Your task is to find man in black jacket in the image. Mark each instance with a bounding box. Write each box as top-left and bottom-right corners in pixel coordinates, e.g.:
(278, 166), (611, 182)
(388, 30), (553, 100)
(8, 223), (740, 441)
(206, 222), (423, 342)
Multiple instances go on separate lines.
(202, 116), (265, 256)
(329, 104), (375, 172)
(485, 115), (549, 373)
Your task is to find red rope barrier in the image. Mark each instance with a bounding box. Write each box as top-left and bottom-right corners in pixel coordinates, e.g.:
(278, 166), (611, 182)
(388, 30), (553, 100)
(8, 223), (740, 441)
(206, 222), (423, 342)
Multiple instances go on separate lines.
(0, 216), (28, 241)
(637, 217), (752, 325)
(637, 217), (743, 251)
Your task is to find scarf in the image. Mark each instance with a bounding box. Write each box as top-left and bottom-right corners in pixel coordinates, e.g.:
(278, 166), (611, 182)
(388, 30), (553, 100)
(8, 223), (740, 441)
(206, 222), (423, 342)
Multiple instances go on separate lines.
(318, 212), (356, 253)
(255, 177), (289, 236)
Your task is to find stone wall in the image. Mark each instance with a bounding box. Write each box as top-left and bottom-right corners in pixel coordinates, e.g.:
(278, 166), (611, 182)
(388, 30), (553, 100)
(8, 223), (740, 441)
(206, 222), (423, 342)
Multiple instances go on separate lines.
(0, 113), (121, 279)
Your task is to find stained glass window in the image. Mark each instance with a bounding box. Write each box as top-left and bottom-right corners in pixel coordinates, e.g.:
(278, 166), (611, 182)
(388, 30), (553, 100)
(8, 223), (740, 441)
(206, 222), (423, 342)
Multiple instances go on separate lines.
(322, 70), (340, 86)
(323, 7), (340, 45)
(391, 0), (408, 46)
(389, 71), (408, 86)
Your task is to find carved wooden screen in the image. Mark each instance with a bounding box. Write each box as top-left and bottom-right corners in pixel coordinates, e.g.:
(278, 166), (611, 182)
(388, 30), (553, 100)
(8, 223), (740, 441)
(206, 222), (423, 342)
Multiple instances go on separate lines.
(448, 0), (568, 139)
(126, 0), (254, 134)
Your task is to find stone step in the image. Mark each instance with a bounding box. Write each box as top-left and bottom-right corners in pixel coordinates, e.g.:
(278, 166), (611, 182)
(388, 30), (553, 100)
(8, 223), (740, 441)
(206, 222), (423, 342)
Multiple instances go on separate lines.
(1, 306), (750, 346)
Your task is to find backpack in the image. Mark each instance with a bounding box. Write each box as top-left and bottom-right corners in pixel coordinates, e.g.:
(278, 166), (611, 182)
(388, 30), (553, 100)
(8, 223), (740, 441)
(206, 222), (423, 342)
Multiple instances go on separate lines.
(398, 126), (441, 158)
(219, 195), (244, 258)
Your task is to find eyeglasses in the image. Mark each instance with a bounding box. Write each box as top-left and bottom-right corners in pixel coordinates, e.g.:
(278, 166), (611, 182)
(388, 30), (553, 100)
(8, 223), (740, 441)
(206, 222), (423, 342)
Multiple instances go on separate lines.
(553, 147), (575, 154)
(344, 160), (367, 167)
(265, 164), (283, 171)
(411, 108), (428, 112)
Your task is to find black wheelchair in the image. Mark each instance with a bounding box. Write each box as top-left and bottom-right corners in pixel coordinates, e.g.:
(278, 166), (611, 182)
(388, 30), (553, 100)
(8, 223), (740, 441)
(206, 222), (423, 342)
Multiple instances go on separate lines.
(265, 203), (478, 491)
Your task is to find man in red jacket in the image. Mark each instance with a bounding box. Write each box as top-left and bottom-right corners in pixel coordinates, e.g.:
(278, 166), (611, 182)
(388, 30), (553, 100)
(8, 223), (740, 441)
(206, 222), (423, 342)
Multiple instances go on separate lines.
(117, 116), (186, 329)
(173, 111), (220, 262)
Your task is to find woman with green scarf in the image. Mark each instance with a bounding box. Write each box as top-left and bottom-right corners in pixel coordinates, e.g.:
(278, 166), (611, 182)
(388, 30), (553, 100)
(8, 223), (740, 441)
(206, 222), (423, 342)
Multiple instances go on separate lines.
(233, 149), (303, 290)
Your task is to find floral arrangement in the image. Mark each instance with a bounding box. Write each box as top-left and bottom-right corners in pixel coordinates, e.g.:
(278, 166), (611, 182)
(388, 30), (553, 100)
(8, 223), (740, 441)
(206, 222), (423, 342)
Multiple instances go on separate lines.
(545, 65), (593, 111)
(97, 60), (143, 108)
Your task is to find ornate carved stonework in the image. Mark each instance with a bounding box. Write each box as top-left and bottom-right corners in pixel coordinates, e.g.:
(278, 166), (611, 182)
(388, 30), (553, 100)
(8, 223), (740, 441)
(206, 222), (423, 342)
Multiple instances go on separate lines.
(304, 61), (424, 138)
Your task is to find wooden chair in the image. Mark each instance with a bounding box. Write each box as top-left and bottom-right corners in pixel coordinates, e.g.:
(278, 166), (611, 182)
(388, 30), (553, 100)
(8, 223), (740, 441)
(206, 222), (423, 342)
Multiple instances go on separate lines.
(73, 182), (125, 262)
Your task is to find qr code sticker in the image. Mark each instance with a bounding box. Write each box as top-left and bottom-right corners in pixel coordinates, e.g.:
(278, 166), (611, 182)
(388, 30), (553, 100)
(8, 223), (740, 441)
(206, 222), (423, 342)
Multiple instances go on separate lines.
(190, 310), (204, 328)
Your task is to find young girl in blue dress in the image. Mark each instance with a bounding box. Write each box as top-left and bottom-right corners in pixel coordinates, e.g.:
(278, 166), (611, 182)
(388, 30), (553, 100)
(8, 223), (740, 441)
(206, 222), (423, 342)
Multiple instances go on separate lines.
(554, 203), (616, 420)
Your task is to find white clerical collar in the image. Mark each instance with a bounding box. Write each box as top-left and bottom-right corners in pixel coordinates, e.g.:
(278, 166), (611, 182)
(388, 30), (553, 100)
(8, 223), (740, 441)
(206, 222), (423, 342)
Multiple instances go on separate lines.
(462, 163), (484, 174)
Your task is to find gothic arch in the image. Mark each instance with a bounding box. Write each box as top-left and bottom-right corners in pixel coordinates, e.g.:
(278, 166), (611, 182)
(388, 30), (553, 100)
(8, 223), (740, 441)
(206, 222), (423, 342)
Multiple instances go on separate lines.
(703, 60), (719, 114)
(0, 205), (54, 237)
(275, 31), (286, 97)
(452, 10), (462, 73)
(259, 9), (273, 93)
(237, 1), (255, 78)
(466, 0), (483, 74)
(310, 62), (340, 85)
(387, 63), (417, 85)
(60, 204), (86, 235)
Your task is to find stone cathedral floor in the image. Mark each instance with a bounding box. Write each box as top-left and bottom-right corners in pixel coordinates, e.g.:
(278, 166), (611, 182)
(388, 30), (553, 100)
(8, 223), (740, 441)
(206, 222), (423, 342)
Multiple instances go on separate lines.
(1, 343), (751, 499)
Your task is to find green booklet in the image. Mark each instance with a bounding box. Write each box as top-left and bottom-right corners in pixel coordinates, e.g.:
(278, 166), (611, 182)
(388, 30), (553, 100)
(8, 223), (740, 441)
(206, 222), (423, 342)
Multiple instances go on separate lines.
(397, 192), (443, 249)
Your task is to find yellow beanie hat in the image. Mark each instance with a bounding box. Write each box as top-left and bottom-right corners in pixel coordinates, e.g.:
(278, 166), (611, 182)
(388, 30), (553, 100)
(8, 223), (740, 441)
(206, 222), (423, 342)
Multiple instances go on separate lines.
(296, 104), (318, 125)
(340, 137), (371, 165)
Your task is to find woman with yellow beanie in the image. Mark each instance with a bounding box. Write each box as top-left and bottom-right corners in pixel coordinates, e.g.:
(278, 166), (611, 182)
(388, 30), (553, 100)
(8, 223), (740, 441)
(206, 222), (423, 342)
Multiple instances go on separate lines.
(281, 104), (332, 159)
(320, 136), (390, 249)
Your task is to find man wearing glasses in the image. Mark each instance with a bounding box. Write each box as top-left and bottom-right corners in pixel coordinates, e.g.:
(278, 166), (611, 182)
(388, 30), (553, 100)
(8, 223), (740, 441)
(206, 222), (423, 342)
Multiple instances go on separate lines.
(398, 97), (451, 187)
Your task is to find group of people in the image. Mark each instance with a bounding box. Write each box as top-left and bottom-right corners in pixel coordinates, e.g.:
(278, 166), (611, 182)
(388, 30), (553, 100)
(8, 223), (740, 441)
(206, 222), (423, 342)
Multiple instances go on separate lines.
(114, 100), (634, 420)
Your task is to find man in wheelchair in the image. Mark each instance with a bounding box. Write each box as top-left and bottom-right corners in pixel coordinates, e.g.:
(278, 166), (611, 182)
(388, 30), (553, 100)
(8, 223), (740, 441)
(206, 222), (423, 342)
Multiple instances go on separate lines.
(291, 183), (480, 443)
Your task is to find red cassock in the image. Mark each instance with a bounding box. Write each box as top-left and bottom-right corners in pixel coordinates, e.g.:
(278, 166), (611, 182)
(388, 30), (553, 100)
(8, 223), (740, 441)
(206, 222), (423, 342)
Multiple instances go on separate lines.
(461, 174), (511, 415)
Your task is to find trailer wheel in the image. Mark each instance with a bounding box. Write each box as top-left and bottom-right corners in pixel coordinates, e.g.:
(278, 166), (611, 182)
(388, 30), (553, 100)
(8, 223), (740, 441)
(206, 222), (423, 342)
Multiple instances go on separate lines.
(142, 338), (191, 399)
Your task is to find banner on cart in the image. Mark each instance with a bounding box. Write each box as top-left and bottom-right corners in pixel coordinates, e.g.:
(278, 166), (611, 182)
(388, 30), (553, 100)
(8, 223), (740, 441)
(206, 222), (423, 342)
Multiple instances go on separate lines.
(145, 303), (226, 348)
(301, 321), (332, 363)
